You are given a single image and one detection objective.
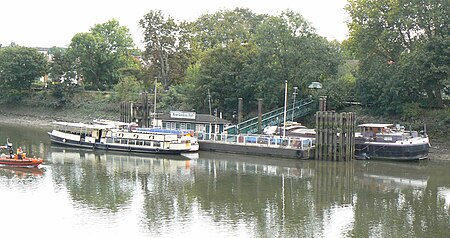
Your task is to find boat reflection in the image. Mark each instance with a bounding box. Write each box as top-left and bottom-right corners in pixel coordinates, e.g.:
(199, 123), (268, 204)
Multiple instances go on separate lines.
(356, 160), (429, 191)
(43, 146), (449, 237)
(0, 166), (45, 178)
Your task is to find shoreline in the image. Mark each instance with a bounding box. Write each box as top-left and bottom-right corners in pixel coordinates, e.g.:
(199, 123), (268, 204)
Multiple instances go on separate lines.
(1, 113), (448, 161)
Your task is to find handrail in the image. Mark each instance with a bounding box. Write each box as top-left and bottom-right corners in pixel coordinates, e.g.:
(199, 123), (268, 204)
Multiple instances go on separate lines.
(198, 132), (315, 150)
(226, 98), (315, 135)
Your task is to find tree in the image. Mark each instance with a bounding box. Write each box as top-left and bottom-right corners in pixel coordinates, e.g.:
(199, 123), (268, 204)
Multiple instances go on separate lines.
(253, 11), (341, 109)
(139, 10), (180, 89)
(188, 8), (264, 51)
(179, 9), (342, 117)
(69, 19), (137, 91)
(48, 47), (77, 84)
(0, 46), (47, 100)
(346, 0), (449, 113)
(187, 42), (259, 117)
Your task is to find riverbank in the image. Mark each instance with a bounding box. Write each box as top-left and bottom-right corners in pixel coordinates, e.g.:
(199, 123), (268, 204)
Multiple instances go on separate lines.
(0, 106), (448, 161)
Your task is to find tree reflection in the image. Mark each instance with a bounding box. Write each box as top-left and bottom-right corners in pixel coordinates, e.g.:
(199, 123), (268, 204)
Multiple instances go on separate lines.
(51, 150), (135, 212)
(48, 147), (450, 237)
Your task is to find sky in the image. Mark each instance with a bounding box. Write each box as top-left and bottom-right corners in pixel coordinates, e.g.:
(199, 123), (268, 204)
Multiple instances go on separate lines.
(0, 0), (349, 49)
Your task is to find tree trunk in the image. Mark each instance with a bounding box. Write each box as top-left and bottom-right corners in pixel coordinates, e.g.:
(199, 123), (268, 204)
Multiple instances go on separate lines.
(434, 84), (444, 108)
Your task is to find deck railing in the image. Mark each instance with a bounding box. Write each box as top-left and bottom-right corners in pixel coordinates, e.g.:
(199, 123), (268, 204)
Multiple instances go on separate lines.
(198, 132), (314, 150)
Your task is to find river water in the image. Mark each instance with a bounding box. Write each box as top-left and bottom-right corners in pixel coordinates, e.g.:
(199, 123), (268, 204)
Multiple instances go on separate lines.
(0, 123), (449, 238)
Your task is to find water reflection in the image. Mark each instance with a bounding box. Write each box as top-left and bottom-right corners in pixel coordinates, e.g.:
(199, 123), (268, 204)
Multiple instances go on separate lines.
(49, 146), (193, 213)
(0, 166), (44, 178)
(42, 147), (450, 237)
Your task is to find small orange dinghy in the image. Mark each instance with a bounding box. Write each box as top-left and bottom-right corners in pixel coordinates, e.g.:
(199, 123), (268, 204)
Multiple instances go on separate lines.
(0, 139), (43, 168)
(0, 156), (43, 167)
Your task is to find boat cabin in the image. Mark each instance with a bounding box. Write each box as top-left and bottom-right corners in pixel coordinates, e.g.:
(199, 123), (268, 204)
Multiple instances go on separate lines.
(357, 123), (421, 143)
(358, 124), (394, 138)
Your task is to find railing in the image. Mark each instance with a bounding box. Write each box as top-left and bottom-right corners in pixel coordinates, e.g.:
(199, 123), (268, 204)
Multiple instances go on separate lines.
(198, 132), (315, 150)
(226, 97), (315, 135)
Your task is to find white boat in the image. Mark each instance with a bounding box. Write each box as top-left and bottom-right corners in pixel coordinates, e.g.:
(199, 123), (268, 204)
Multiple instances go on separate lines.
(48, 121), (197, 155)
(355, 123), (430, 161)
(93, 119), (199, 152)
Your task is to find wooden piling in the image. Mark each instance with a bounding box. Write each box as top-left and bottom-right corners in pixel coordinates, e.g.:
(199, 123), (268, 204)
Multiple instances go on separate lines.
(315, 111), (355, 161)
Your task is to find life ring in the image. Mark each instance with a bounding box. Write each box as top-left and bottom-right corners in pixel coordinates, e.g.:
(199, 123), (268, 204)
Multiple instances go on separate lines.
(134, 134), (139, 139)
(296, 150), (303, 158)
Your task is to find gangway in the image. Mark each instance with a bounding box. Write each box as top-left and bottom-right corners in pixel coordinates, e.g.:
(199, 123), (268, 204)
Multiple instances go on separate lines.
(226, 97), (315, 135)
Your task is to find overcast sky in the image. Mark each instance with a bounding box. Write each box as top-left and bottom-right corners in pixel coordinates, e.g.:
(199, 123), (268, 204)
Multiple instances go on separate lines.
(1, 0), (349, 49)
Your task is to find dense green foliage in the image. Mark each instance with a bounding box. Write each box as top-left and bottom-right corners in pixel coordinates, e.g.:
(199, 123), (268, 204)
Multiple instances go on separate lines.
(346, 0), (449, 115)
(177, 9), (342, 117)
(0, 46), (47, 102)
(67, 19), (139, 91)
(1, 5), (448, 124)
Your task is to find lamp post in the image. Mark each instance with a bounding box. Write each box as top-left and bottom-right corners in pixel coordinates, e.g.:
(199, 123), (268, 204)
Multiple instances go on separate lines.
(291, 86), (298, 122)
(153, 77), (157, 127)
(283, 80), (288, 138)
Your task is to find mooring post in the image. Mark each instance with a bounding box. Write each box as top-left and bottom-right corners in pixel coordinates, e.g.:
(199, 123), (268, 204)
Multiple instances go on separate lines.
(238, 98), (243, 124)
(258, 99), (262, 134)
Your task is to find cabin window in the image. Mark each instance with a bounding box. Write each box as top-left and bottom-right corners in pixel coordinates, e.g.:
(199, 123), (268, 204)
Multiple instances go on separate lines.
(180, 123), (186, 130)
(145, 141), (151, 146)
(153, 142), (161, 147)
(129, 139), (137, 145)
(120, 139), (127, 144)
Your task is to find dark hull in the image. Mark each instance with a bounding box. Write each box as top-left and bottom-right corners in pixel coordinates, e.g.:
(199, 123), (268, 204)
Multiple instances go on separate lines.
(48, 133), (185, 155)
(355, 142), (429, 161)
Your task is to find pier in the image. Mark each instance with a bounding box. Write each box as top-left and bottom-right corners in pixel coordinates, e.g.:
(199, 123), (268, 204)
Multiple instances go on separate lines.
(120, 95), (357, 160)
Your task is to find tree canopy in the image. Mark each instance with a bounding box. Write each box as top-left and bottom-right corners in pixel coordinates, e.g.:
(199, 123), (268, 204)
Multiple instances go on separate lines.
(175, 9), (342, 116)
(346, 0), (449, 114)
(0, 46), (47, 100)
(5, 5), (446, 121)
(68, 19), (138, 91)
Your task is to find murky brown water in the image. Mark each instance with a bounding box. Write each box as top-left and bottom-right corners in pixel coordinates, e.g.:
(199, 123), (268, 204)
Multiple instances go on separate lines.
(1, 123), (449, 237)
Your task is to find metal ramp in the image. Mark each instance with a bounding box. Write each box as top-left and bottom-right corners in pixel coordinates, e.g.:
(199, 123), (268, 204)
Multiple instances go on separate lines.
(226, 97), (315, 135)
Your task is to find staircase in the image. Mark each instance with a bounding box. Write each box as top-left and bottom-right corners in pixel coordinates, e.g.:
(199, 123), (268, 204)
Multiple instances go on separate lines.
(226, 97), (315, 135)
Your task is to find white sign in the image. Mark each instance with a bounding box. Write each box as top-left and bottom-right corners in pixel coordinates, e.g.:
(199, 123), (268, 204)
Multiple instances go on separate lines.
(170, 111), (196, 119)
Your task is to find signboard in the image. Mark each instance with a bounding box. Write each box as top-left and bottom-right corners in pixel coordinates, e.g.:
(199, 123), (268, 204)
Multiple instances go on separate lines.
(170, 111), (196, 120)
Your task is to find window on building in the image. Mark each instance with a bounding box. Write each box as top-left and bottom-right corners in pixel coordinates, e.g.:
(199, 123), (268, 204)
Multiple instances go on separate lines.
(196, 124), (205, 132)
